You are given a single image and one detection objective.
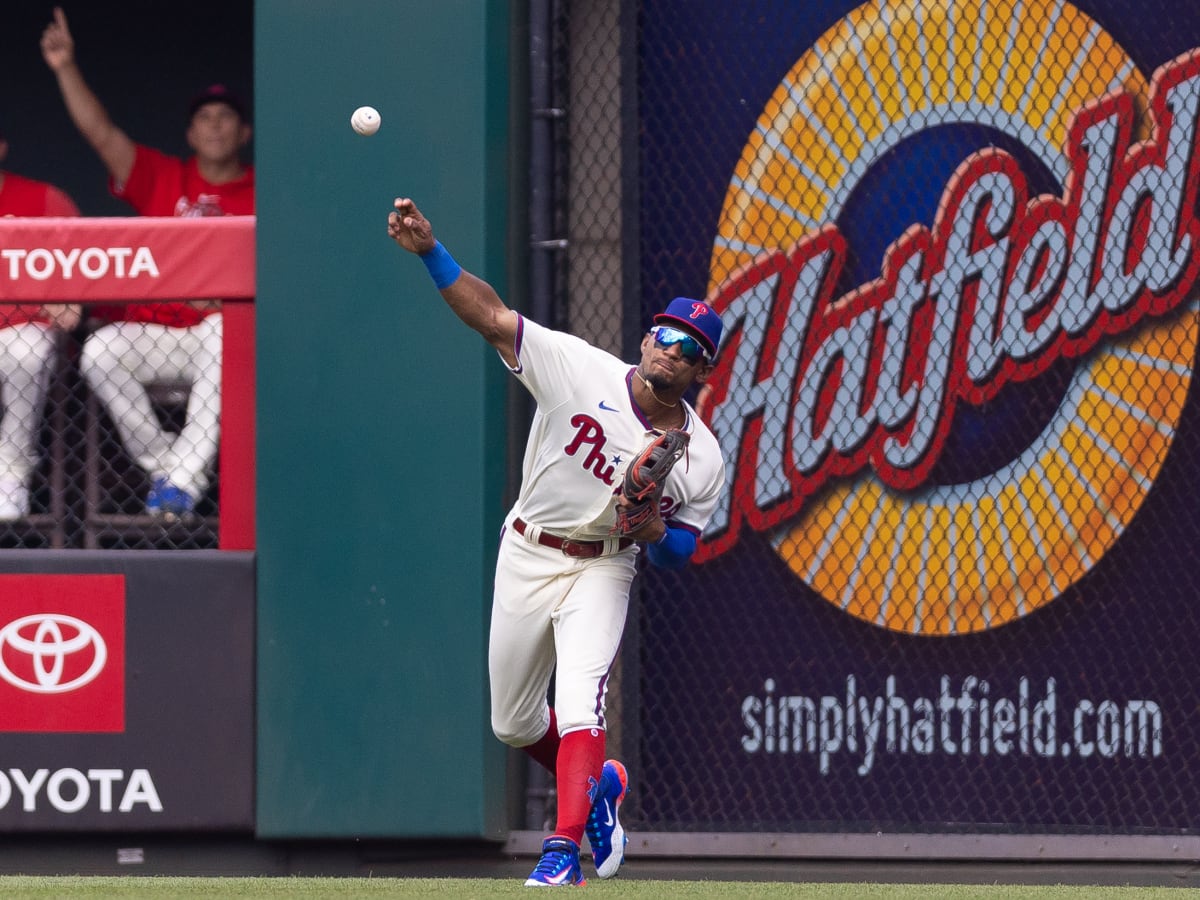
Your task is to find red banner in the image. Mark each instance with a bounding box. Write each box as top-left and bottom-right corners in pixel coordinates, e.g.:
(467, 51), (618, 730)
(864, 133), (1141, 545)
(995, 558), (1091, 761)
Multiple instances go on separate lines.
(0, 216), (255, 301)
(0, 575), (126, 733)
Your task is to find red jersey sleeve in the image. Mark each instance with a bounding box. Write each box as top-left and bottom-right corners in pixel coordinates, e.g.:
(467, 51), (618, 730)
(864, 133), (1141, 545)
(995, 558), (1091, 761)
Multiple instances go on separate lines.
(111, 145), (187, 217)
(43, 185), (81, 217)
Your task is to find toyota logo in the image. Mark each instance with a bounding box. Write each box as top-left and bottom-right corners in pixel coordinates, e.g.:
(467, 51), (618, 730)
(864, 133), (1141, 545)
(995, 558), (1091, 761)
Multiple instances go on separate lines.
(0, 613), (108, 694)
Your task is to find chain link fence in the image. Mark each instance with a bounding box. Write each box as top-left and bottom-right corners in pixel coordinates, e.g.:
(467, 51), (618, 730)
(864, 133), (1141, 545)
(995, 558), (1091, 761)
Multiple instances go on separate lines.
(0, 303), (221, 550)
(536, 0), (1200, 837)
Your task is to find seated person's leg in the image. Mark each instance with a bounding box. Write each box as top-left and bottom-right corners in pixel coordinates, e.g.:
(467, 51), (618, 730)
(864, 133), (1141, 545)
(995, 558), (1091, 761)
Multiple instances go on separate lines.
(0, 323), (58, 520)
(165, 313), (222, 509)
(81, 321), (178, 514)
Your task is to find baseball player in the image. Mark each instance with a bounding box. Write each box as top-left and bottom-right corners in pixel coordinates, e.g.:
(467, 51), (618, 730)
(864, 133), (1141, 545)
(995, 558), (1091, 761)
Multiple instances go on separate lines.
(388, 197), (726, 886)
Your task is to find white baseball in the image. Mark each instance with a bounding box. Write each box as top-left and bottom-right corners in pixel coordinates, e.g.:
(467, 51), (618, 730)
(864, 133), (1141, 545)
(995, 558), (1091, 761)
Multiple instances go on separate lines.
(351, 106), (381, 136)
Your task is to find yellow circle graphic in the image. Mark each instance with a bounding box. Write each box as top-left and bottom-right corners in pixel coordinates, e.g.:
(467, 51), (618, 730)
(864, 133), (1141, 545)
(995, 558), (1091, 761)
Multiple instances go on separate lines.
(709, 0), (1197, 634)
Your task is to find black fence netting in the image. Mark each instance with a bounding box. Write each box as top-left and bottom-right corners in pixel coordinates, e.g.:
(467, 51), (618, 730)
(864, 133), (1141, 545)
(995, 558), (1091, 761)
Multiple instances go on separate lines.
(537, 0), (1200, 835)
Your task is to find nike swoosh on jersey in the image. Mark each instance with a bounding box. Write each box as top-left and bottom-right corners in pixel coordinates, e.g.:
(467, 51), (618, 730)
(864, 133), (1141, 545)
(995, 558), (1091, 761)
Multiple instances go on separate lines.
(598, 401), (619, 412)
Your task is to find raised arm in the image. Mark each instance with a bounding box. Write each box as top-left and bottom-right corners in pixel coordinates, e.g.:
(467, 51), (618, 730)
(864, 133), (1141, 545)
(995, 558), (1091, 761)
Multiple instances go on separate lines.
(388, 197), (519, 367)
(41, 6), (136, 187)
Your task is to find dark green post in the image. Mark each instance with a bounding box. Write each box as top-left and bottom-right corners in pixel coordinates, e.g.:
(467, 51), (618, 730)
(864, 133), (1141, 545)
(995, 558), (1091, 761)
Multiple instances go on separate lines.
(254, 0), (511, 837)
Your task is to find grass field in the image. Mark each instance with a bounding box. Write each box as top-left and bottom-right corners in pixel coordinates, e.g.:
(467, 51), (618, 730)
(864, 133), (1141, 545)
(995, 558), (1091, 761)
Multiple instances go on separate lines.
(0, 878), (1193, 898)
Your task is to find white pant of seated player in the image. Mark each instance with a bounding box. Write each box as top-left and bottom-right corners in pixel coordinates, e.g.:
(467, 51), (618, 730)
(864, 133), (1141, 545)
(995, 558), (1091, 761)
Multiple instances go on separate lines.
(0, 323), (58, 519)
(81, 313), (222, 503)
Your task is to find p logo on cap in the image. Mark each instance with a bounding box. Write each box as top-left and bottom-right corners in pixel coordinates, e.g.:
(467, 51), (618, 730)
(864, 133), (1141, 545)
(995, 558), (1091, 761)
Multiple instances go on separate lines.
(653, 297), (723, 359)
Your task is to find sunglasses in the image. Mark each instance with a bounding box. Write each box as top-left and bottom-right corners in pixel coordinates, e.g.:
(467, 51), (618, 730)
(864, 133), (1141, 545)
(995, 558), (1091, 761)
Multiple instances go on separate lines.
(651, 326), (709, 364)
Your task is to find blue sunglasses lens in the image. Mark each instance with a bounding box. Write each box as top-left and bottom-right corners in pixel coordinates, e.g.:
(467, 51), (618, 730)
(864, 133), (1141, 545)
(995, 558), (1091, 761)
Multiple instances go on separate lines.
(653, 326), (707, 362)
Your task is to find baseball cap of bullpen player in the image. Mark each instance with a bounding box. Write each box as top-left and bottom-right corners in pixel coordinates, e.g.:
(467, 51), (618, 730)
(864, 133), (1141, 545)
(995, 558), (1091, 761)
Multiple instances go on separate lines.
(188, 84), (248, 122)
(653, 297), (724, 360)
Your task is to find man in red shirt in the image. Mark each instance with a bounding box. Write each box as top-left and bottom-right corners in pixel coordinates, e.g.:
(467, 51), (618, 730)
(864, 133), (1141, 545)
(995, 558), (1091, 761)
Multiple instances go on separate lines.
(42, 6), (254, 516)
(0, 131), (81, 520)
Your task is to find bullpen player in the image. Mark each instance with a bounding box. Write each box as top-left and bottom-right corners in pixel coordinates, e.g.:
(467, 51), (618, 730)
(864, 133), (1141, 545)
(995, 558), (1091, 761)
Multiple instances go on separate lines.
(388, 197), (726, 886)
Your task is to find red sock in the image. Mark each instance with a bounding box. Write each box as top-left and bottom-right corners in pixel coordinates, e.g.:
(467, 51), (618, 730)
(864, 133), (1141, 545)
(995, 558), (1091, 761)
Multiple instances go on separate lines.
(521, 708), (560, 773)
(554, 727), (606, 845)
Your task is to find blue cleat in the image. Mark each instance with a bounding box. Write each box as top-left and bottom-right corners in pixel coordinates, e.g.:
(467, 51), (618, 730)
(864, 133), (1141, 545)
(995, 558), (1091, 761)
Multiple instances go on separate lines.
(524, 836), (586, 887)
(585, 759), (628, 878)
(146, 476), (195, 517)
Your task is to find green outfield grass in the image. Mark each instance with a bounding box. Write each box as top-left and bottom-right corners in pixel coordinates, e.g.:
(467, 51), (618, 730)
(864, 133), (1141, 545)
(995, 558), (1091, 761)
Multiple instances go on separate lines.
(0, 878), (1190, 899)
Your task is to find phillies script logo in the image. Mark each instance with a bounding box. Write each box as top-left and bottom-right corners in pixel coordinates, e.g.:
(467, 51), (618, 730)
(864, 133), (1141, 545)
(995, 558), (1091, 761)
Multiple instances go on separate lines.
(565, 413), (618, 485)
(0, 575), (125, 732)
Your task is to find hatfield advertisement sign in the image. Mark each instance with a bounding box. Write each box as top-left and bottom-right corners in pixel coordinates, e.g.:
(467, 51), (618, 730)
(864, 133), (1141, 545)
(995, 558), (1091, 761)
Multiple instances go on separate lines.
(638, 1), (1200, 829)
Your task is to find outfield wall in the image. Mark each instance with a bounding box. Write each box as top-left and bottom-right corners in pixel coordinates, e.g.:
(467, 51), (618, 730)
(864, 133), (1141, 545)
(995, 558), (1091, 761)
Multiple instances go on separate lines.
(0, 0), (511, 841)
(6, 0), (1200, 859)
(0, 553), (254, 831)
(252, 0), (512, 839)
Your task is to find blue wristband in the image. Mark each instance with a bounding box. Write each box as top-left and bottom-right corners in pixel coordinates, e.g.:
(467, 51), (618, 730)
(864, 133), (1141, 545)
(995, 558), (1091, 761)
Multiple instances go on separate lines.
(646, 525), (697, 570)
(420, 241), (463, 289)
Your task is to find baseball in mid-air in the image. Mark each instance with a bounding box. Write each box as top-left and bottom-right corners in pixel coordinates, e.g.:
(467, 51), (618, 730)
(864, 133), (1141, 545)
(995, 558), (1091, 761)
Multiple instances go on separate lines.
(351, 106), (381, 136)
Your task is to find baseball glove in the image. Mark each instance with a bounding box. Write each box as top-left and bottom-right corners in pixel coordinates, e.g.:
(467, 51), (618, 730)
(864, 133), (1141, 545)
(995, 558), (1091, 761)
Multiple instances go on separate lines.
(612, 428), (690, 536)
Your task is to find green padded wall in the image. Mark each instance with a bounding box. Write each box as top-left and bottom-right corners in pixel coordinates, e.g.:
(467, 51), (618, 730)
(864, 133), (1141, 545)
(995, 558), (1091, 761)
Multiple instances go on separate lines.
(254, 0), (510, 837)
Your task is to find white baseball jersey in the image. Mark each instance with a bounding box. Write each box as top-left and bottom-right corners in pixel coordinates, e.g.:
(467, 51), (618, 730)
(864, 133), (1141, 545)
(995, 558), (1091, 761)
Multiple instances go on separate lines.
(505, 315), (725, 542)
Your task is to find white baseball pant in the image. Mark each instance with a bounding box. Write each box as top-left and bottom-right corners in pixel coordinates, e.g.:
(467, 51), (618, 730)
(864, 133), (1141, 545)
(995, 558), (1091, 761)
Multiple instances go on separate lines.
(489, 524), (636, 746)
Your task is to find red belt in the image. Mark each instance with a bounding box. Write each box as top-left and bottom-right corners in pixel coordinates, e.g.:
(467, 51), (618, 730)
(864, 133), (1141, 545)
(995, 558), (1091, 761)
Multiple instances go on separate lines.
(512, 518), (633, 558)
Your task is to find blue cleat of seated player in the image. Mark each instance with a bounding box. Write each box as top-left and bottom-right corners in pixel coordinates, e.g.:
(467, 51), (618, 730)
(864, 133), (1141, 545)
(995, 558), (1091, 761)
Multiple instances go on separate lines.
(524, 836), (586, 887)
(585, 759), (628, 878)
(146, 476), (195, 517)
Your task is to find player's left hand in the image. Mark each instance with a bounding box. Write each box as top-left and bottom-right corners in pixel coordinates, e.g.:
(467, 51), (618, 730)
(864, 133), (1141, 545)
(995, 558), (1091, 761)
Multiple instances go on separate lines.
(614, 493), (667, 543)
(611, 428), (689, 539)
